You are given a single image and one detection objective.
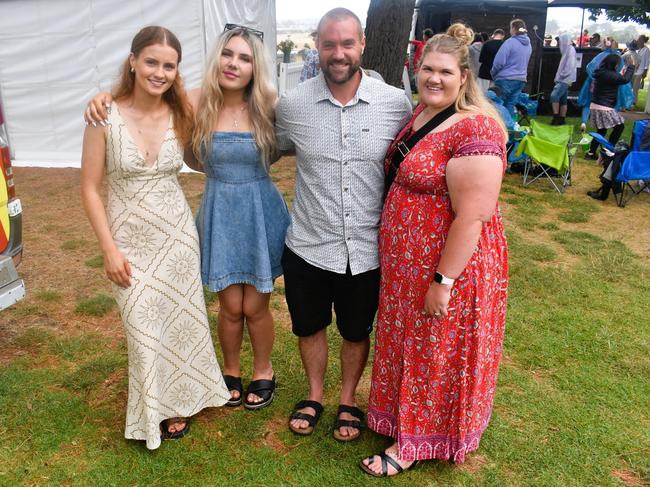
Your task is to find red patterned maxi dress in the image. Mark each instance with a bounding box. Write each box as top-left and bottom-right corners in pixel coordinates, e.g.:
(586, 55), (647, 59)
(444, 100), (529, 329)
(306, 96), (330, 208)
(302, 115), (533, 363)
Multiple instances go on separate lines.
(367, 111), (509, 463)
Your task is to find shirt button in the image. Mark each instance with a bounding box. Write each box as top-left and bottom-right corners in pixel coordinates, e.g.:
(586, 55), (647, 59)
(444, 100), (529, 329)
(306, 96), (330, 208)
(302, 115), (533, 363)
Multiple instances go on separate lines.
(343, 134), (348, 139)
(344, 187), (348, 192)
(345, 213), (350, 217)
(347, 237), (351, 240)
(343, 162), (348, 166)
(342, 108), (346, 113)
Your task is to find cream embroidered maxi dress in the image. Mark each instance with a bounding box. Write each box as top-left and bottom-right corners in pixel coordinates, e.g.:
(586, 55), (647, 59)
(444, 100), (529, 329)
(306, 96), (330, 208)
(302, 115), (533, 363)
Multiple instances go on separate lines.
(105, 104), (229, 450)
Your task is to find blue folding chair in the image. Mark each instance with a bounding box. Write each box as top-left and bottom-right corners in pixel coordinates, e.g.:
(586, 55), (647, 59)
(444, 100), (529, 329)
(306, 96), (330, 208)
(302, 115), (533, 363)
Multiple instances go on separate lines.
(590, 119), (650, 207)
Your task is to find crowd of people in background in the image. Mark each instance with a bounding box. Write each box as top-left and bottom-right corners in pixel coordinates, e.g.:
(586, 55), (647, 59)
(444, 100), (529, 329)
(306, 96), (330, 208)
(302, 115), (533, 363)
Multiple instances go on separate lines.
(297, 16), (648, 120)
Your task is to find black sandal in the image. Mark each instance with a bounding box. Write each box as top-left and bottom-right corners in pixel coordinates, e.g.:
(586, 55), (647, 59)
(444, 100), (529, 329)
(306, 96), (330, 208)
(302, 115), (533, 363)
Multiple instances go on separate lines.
(243, 375), (276, 410)
(333, 404), (365, 442)
(359, 451), (418, 477)
(288, 400), (324, 435)
(160, 418), (190, 440)
(223, 375), (243, 407)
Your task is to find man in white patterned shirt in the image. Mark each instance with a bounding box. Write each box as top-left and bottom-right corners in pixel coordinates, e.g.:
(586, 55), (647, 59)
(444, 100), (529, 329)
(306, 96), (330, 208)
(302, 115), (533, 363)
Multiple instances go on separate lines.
(276, 8), (412, 440)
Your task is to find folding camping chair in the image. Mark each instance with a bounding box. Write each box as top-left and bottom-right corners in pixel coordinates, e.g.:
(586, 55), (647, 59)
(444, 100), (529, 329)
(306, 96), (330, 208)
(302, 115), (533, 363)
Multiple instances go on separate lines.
(515, 119), (576, 193)
(616, 150), (650, 206)
(592, 119), (650, 207)
(514, 92), (540, 127)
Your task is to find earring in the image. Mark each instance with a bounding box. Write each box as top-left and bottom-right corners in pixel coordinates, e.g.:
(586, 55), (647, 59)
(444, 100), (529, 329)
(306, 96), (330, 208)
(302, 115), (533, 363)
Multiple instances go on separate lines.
(130, 67), (135, 73)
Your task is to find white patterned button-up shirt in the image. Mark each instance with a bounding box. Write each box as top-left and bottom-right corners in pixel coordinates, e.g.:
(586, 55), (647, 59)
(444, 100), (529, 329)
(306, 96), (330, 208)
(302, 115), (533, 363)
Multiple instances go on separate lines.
(276, 71), (413, 275)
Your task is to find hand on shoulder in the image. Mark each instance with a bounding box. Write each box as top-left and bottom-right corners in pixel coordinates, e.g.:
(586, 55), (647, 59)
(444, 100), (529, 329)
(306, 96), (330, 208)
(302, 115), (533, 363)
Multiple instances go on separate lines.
(85, 92), (113, 125)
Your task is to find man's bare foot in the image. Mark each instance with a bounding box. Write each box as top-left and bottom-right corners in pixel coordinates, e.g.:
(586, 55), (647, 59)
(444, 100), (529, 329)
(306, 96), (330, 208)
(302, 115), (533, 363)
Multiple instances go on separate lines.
(333, 405), (364, 441)
(288, 400), (324, 435)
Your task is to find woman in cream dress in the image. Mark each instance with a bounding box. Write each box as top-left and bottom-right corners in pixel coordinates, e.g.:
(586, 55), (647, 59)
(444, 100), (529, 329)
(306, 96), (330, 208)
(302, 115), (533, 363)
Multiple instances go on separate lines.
(81, 26), (229, 450)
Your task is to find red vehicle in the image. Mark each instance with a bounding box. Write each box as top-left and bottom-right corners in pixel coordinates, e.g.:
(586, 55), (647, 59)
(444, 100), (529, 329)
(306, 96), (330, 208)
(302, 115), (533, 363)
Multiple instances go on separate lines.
(0, 95), (25, 309)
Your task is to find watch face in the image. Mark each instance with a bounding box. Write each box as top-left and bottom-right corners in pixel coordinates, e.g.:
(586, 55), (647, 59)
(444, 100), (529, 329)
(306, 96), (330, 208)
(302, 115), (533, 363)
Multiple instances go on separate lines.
(434, 272), (443, 284)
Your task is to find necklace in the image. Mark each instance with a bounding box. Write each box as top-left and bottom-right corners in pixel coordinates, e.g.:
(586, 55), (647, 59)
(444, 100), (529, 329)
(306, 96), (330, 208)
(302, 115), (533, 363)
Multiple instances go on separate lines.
(225, 104), (247, 130)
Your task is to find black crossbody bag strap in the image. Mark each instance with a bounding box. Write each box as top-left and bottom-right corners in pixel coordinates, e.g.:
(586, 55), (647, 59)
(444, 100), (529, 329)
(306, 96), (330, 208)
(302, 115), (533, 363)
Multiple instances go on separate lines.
(384, 104), (457, 198)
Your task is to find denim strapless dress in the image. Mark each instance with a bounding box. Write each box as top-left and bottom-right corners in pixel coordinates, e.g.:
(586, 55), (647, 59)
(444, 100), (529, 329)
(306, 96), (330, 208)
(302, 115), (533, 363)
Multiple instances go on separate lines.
(196, 132), (290, 293)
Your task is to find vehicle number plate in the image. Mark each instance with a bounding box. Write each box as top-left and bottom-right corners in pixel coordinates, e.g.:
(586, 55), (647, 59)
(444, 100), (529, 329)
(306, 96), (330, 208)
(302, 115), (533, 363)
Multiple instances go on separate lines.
(8, 199), (22, 217)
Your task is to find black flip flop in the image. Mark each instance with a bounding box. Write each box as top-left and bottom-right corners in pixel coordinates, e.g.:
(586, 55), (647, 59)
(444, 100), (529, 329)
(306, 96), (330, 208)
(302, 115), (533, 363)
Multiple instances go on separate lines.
(160, 418), (190, 440)
(223, 375), (243, 407)
(243, 375), (276, 410)
(288, 400), (324, 435)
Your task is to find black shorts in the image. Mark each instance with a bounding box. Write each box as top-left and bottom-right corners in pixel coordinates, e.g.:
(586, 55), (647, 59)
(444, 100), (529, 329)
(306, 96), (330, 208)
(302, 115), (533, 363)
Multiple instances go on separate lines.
(281, 246), (380, 342)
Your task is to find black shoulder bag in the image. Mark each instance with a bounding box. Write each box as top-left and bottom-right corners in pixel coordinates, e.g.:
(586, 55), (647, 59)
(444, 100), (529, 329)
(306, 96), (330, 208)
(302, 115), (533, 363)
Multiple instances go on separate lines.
(384, 103), (456, 199)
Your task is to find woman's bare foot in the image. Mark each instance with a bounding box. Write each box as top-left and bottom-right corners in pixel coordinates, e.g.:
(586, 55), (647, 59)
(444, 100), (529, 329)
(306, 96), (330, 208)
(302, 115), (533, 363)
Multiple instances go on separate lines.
(166, 418), (187, 433)
(161, 417), (190, 439)
(360, 443), (417, 477)
(246, 366), (274, 405)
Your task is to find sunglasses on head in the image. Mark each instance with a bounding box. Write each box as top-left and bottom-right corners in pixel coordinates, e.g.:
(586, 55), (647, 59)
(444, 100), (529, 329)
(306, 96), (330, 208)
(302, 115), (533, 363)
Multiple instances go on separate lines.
(223, 23), (264, 41)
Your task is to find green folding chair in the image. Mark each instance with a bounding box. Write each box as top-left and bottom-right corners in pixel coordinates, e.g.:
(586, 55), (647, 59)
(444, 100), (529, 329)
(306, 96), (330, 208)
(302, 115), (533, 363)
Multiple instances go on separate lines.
(515, 120), (576, 193)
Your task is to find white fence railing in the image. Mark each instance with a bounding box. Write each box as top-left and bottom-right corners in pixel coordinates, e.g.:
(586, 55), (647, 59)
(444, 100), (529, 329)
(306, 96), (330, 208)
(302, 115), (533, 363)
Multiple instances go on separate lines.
(278, 62), (303, 95)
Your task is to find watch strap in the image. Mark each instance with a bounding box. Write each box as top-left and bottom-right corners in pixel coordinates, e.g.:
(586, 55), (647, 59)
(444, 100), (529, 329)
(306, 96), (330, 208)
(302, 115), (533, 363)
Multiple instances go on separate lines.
(434, 271), (455, 286)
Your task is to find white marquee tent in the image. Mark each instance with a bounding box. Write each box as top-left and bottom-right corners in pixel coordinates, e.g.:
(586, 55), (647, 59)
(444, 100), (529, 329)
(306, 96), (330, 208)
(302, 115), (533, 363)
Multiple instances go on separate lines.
(0, 0), (277, 167)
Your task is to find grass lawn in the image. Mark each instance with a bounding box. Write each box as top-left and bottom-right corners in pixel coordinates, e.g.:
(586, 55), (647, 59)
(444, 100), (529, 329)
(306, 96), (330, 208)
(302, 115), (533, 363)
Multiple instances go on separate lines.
(1, 141), (649, 485)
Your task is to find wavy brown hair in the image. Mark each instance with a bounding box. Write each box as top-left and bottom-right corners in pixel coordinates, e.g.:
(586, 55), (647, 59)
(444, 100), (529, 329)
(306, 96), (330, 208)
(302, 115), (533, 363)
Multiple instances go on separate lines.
(421, 23), (508, 141)
(192, 28), (277, 169)
(112, 26), (193, 145)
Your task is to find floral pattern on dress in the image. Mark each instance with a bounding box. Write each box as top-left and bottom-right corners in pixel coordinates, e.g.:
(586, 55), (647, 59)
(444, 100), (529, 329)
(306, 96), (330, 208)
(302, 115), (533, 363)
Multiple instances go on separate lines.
(105, 103), (229, 450)
(367, 111), (509, 463)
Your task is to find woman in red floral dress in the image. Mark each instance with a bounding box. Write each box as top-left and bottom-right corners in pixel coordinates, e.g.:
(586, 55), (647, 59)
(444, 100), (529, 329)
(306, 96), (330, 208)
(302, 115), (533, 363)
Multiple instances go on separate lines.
(361, 24), (509, 477)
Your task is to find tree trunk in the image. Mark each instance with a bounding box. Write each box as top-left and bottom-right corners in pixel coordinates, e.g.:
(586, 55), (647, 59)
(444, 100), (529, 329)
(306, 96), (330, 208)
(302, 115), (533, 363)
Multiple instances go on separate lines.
(362, 0), (416, 88)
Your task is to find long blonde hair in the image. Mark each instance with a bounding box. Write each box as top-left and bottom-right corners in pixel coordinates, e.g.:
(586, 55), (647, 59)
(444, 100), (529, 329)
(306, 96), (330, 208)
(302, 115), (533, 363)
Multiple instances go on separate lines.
(422, 23), (508, 141)
(192, 28), (277, 168)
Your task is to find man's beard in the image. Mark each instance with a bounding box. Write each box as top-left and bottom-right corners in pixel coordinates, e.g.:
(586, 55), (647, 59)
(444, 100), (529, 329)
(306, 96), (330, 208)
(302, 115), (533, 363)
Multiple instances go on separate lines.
(322, 58), (361, 84)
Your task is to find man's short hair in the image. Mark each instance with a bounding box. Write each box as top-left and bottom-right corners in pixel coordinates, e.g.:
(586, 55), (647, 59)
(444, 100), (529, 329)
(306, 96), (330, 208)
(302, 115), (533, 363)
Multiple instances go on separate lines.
(317, 8), (363, 40)
(639, 35), (649, 44)
(493, 28), (505, 37)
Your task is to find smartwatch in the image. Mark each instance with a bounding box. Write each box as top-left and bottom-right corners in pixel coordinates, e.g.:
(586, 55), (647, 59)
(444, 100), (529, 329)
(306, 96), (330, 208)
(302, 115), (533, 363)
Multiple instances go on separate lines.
(434, 271), (455, 286)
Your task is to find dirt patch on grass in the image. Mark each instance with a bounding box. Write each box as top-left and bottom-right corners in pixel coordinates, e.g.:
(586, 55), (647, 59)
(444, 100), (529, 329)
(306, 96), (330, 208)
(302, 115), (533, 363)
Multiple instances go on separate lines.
(501, 160), (650, 270)
(86, 368), (127, 412)
(458, 454), (488, 474)
(261, 415), (297, 455)
(612, 468), (648, 487)
(28, 354), (63, 370)
(562, 160), (650, 266)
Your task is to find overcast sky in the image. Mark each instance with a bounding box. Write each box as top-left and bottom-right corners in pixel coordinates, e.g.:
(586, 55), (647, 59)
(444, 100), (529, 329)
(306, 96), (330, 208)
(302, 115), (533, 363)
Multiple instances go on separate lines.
(274, 0), (642, 31)
(275, 0), (370, 22)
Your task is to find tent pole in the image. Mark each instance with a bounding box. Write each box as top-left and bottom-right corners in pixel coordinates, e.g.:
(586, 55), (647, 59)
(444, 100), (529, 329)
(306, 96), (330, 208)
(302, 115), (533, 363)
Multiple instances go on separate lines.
(579, 8), (585, 47)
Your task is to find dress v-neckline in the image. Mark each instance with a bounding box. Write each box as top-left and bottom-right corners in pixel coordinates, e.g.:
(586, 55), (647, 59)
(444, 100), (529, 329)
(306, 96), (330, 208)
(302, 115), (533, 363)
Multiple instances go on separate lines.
(114, 102), (172, 169)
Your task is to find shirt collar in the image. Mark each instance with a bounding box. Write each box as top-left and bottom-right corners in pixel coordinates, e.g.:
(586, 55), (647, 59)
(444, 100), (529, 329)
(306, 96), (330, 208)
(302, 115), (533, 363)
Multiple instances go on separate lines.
(315, 69), (372, 106)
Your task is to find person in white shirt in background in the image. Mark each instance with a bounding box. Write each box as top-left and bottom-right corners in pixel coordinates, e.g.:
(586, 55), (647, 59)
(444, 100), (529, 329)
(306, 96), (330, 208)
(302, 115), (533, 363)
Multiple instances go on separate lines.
(550, 33), (577, 125)
(632, 35), (649, 105)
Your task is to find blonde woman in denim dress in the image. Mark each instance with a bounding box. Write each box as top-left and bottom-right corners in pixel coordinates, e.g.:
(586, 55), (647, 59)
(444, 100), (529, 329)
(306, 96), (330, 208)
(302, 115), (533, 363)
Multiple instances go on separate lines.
(186, 26), (289, 410)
